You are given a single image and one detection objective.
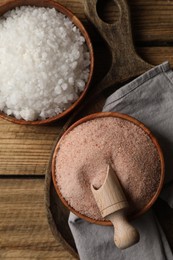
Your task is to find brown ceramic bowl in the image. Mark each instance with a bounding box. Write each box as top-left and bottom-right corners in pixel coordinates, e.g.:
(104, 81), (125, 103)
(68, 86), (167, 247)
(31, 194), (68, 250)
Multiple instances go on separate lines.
(0, 0), (94, 125)
(52, 112), (165, 226)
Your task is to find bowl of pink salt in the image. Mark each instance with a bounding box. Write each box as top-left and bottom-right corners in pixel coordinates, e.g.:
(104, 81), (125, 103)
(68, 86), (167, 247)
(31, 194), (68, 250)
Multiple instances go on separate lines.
(52, 112), (164, 225)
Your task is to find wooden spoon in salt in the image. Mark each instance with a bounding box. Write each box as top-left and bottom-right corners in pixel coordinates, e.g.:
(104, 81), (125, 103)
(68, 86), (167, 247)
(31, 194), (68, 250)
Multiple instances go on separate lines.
(91, 164), (139, 249)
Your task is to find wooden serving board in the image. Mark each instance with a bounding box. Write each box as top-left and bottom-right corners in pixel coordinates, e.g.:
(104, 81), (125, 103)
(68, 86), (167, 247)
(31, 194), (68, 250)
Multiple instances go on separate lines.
(45, 0), (173, 256)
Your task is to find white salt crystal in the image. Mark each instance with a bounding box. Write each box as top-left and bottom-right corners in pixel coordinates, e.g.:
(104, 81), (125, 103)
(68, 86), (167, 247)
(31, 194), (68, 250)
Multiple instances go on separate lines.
(76, 79), (85, 91)
(71, 61), (78, 69)
(6, 109), (12, 115)
(55, 85), (62, 94)
(68, 77), (74, 85)
(13, 111), (22, 120)
(58, 79), (64, 85)
(67, 94), (74, 101)
(21, 108), (37, 121)
(61, 83), (68, 91)
(0, 6), (90, 121)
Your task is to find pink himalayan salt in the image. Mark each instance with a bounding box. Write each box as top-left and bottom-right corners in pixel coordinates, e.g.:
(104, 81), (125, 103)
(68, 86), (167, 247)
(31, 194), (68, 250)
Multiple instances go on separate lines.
(55, 116), (161, 220)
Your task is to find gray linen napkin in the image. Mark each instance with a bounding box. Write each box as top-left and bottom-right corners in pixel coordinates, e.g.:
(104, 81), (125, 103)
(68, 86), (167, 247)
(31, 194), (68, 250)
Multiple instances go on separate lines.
(69, 210), (172, 260)
(68, 62), (173, 260)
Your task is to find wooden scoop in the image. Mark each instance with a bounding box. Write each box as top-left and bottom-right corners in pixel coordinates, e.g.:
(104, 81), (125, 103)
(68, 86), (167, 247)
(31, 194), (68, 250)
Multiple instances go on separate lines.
(91, 164), (139, 249)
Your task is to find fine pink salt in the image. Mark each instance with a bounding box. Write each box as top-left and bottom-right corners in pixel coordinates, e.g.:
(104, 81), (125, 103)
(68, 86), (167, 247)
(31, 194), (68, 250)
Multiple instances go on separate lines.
(55, 117), (161, 220)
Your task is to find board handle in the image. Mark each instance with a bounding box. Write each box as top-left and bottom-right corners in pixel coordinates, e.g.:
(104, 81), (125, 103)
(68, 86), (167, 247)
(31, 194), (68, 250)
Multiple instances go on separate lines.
(84, 0), (152, 89)
(108, 211), (139, 249)
(84, 0), (133, 49)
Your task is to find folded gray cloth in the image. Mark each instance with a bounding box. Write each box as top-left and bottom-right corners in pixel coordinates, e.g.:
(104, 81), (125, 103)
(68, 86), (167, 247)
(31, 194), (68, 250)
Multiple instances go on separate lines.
(103, 61), (173, 206)
(69, 210), (172, 260)
(68, 62), (173, 260)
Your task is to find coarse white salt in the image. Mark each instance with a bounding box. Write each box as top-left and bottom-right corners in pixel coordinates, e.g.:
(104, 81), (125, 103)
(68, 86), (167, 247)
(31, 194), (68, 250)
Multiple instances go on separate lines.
(0, 6), (90, 121)
(55, 117), (161, 220)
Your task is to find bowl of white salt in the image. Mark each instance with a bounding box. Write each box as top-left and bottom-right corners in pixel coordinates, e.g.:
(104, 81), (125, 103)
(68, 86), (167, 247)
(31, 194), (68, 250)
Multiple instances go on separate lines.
(0, 0), (94, 124)
(52, 112), (165, 225)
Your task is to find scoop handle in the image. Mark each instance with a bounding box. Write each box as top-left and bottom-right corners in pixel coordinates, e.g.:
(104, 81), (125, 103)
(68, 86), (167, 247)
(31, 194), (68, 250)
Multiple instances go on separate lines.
(108, 210), (139, 249)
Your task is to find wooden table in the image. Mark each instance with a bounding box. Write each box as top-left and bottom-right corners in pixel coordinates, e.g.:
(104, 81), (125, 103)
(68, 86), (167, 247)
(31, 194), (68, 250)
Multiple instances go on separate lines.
(0, 0), (173, 258)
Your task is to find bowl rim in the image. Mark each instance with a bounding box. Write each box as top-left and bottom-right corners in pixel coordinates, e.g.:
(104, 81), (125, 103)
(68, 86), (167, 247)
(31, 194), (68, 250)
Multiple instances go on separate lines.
(0, 0), (94, 125)
(52, 111), (165, 226)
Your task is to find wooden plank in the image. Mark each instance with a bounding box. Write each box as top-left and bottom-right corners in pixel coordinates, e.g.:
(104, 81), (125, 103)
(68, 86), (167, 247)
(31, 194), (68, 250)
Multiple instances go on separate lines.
(0, 46), (173, 176)
(56, 0), (173, 42)
(137, 47), (173, 66)
(129, 0), (173, 42)
(1, 0), (173, 42)
(0, 120), (64, 175)
(0, 178), (76, 259)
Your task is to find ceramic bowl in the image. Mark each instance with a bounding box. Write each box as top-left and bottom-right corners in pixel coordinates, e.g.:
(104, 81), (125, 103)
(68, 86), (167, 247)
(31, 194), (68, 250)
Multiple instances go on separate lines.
(0, 0), (94, 125)
(52, 112), (165, 225)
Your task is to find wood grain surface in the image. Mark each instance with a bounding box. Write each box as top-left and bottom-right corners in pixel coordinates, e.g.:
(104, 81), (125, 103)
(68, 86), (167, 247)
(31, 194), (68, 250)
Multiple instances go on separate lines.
(0, 0), (173, 259)
(0, 178), (76, 259)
